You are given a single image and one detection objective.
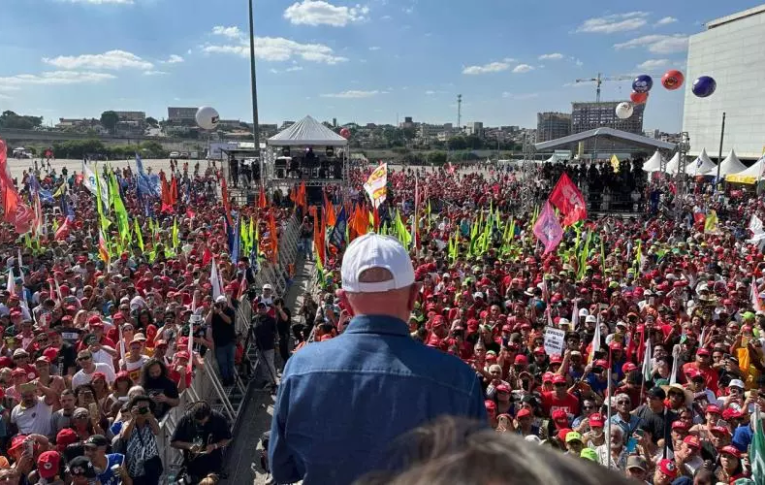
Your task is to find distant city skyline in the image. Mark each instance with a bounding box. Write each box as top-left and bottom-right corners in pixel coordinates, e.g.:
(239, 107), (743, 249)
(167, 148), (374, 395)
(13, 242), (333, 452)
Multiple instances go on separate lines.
(2, 1), (763, 132)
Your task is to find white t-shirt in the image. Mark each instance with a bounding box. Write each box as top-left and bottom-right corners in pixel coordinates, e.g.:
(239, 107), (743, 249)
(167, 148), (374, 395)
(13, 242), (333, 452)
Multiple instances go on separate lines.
(11, 397), (53, 436)
(91, 348), (116, 372)
(120, 355), (151, 383)
(72, 363), (116, 388)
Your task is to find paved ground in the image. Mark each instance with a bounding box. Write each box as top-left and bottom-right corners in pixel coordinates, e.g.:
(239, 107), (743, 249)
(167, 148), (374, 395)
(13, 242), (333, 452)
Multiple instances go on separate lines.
(222, 257), (315, 485)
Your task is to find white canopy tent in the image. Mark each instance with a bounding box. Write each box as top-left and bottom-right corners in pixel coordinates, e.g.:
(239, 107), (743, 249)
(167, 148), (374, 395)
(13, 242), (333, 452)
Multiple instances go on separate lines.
(685, 148), (716, 176)
(726, 155), (765, 184)
(664, 152), (681, 174)
(706, 149), (746, 176)
(642, 150), (665, 173)
(267, 115), (349, 147)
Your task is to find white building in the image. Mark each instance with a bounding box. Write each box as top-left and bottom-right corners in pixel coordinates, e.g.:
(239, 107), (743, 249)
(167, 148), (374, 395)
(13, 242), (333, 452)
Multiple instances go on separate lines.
(683, 5), (765, 160)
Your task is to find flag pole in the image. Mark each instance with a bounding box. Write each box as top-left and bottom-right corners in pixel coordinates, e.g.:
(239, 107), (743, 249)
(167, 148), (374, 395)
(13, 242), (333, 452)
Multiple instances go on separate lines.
(715, 112), (726, 192)
(606, 346), (613, 470)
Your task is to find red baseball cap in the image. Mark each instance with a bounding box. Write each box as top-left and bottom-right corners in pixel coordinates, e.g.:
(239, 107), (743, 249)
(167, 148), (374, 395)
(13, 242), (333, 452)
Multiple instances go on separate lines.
(705, 404), (722, 415)
(552, 409), (568, 426)
(683, 435), (701, 450)
(719, 445), (741, 458)
(552, 375), (567, 385)
(37, 451), (61, 479)
(697, 347), (711, 356)
(514, 355), (528, 365)
(658, 459), (677, 478)
(516, 408), (532, 419)
(588, 413), (604, 428)
(672, 420), (690, 431)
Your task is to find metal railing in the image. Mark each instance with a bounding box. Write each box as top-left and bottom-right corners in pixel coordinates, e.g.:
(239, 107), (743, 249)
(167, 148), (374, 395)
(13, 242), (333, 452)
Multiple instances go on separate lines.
(154, 213), (302, 479)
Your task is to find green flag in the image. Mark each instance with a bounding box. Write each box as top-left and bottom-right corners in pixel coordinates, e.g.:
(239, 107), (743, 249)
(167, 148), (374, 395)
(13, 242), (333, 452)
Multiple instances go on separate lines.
(134, 218), (144, 252)
(752, 406), (765, 484)
(94, 168), (111, 233)
(108, 171), (130, 245)
(172, 218), (179, 249)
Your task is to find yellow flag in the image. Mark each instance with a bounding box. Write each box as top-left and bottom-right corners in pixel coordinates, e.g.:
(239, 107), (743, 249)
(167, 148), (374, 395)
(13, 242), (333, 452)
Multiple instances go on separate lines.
(610, 154), (620, 173)
(705, 210), (719, 234)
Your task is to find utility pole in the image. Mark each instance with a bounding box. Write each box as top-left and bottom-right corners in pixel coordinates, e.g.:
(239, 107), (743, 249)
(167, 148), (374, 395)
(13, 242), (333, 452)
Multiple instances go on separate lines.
(248, 0), (260, 158)
(715, 112), (726, 191)
(457, 94), (462, 130)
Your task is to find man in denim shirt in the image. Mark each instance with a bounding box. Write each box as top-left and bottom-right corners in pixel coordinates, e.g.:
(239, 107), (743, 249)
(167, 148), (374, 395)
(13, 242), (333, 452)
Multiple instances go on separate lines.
(269, 234), (486, 485)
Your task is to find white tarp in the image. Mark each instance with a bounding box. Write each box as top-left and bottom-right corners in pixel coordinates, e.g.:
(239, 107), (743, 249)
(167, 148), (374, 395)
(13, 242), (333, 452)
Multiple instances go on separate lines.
(685, 148), (716, 175)
(706, 149), (746, 176)
(642, 150), (665, 173)
(267, 115), (349, 147)
(664, 152), (681, 174)
(727, 155), (765, 182)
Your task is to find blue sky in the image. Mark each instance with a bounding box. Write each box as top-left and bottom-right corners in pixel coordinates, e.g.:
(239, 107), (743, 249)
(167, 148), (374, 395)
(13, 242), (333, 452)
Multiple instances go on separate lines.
(0, 0), (761, 131)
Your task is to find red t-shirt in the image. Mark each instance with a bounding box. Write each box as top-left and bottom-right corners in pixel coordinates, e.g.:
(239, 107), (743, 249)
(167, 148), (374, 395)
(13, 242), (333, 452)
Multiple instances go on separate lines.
(682, 362), (719, 395)
(541, 391), (580, 418)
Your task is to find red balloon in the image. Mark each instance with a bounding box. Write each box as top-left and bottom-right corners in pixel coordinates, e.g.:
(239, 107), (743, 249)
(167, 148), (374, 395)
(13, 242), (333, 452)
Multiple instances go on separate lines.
(340, 128), (351, 139)
(662, 70), (684, 90)
(630, 91), (648, 104)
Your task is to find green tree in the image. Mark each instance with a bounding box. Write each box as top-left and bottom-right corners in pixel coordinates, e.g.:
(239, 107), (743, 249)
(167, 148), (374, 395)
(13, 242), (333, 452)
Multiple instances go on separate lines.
(100, 111), (120, 133)
(0, 110), (43, 130)
(139, 141), (166, 158)
(145, 116), (159, 127)
(427, 151), (448, 165)
(447, 136), (467, 151)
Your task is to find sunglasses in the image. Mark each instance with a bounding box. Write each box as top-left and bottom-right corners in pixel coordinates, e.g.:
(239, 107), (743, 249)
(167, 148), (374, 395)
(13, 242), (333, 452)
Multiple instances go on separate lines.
(617, 400), (630, 405)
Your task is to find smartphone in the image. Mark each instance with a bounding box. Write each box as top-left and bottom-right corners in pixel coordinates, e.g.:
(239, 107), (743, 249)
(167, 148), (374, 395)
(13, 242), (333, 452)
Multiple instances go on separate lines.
(626, 436), (638, 453)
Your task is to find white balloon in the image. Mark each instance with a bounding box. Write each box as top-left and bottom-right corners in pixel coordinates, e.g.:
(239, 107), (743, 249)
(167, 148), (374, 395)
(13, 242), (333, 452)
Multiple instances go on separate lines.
(195, 106), (220, 130)
(615, 102), (633, 120)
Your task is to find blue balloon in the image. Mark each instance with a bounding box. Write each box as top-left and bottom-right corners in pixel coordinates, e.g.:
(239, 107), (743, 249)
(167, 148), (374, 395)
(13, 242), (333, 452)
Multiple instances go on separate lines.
(692, 76), (717, 98)
(632, 74), (653, 93)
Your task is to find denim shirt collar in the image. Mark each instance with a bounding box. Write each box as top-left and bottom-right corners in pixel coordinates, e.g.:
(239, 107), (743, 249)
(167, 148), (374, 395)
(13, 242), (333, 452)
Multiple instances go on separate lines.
(344, 315), (410, 337)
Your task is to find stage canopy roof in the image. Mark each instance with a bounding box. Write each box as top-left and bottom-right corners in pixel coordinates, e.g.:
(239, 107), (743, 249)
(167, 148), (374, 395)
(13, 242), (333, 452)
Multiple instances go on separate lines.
(267, 115), (349, 147)
(534, 127), (676, 152)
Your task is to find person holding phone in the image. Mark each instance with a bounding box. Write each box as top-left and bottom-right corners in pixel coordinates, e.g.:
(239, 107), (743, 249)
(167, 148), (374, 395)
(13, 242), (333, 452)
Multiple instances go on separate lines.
(121, 395), (161, 485)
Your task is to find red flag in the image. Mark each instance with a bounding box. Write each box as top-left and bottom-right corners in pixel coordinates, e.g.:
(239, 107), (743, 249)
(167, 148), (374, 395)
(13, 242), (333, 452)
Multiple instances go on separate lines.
(324, 191), (336, 227)
(54, 217), (72, 241)
(269, 211), (278, 264)
(202, 247), (213, 266)
(160, 173), (174, 213)
(548, 173), (587, 226)
(0, 140), (33, 234)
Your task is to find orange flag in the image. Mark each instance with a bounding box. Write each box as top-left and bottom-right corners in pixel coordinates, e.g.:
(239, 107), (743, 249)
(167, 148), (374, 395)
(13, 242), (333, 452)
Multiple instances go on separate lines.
(269, 210), (278, 264)
(312, 206), (324, 265)
(258, 185), (267, 209)
(324, 191), (336, 227)
(298, 182), (307, 214)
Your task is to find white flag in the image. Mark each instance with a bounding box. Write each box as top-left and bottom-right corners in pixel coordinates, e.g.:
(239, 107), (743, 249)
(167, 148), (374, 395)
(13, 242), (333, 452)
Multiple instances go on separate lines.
(571, 300), (579, 329)
(81, 161), (110, 203)
(670, 345), (681, 384)
(751, 215), (764, 235)
(590, 313), (601, 361)
(210, 258), (224, 300)
(642, 338), (652, 381)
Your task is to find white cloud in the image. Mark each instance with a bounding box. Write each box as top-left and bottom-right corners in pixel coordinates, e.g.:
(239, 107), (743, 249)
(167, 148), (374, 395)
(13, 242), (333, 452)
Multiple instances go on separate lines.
(512, 64), (534, 73)
(321, 90), (381, 98)
(637, 59), (669, 71)
(369, 46), (381, 51)
(286, 66), (304, 72)
(425, 90), (435, 95)
(165, 54), (184, 64)
(538, 53), (563, 61)
(0, 94), (12, 100)
(576, 11), (649, 34)
(212, 26), (243, 39)
(284, 0), (369, 27)
(143, 70), (168, 76)
(61, 0), (133, 4)
(615, 34), (688, 54)
(42, 50), (153, 70)
(0, 71), (116, 90)
(203, 34), (348, 65)
(656, 16), (677, 26)
(462, 61), (510, 75)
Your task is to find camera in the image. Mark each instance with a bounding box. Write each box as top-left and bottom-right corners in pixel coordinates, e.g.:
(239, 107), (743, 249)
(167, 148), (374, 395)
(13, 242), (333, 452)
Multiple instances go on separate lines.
(138, 407), (150, 415)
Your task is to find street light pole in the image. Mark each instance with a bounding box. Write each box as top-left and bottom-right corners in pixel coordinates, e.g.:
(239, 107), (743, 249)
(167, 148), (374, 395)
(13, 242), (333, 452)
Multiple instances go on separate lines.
(248, 0), (261, 158)
(715, 112), (726, 192)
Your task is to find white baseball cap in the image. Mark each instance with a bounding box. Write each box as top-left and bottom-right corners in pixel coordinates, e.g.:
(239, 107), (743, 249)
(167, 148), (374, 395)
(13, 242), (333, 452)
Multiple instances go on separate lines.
(341, 234), (415, 293)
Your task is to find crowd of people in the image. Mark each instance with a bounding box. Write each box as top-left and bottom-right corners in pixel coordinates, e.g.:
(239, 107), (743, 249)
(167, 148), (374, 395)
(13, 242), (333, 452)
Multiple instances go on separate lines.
(0, 140), (300, 484)
(268, 161), (765, 485)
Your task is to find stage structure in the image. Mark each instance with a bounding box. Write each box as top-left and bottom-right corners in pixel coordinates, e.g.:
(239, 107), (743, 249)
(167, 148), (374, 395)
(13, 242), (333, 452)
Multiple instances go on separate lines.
(221, 116), (349, 204)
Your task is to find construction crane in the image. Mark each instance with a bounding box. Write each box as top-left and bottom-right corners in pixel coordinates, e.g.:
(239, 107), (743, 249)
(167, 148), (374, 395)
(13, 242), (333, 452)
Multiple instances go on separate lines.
(574, 72), (633, 103)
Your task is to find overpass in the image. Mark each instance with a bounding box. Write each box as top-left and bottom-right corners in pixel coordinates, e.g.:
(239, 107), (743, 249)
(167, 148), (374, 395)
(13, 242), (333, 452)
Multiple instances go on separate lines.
(0, 128), (203, 152)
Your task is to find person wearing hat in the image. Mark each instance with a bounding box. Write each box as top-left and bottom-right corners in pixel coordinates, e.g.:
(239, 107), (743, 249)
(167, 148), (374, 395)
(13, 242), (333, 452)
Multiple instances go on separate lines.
(84, 434), (129, 485)
(540, 374), (580, 419)
(10, 377), (59, 437)
(67, 456), (98, 485)
(206, 294), (237, 387)
(716, 445), (746, 483)
(653, 458), (678, 485)
(675, 434), (704, 478)
(625, 455), (649, 484)
(682, 347), (719, 395)
(119, 334), (151, 383)
(268, 234), (486, 485)
(563, 431), (584, 456)
(36, 450), (64, 485)
(634, 387), (678, 446)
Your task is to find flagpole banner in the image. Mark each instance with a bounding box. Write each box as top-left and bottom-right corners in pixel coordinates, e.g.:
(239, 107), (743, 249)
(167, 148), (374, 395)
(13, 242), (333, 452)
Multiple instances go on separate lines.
(532, 201), (563, 255)
(548, 173), (587, 226)
(363, 163), (388, 209)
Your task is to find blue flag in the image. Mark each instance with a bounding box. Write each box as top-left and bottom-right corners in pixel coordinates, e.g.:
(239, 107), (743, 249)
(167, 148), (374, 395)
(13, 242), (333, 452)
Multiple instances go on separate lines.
(135, 155), (160, 198)
(329, 208), (348, 250)
(231, 216), (241, 262)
